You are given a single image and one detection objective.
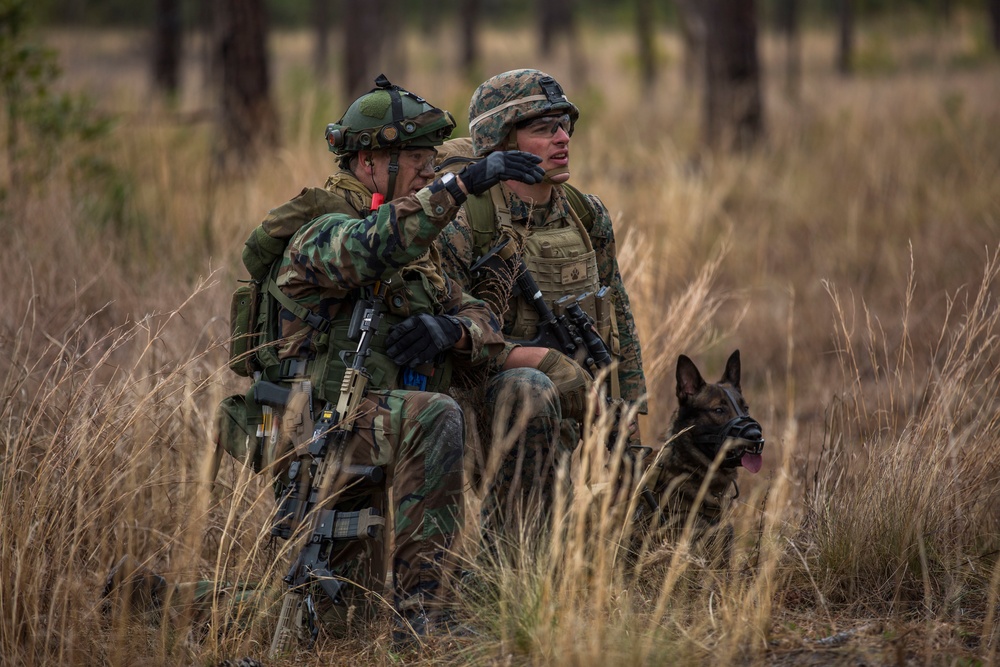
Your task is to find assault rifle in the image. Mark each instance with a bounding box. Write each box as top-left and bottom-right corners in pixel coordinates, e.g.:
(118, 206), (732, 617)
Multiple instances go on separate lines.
(470, 236), (610, 371)
(266, 281), (389, 659)
(471, 238), (659, 514)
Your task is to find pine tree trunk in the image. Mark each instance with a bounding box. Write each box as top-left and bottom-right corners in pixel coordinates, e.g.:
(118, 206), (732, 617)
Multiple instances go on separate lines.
(676, 0), (702, 86)
(312, 0), (330, 78)
(991, 0), (1000, 52)
(837, 0), (854, 75)
(459, 0), (480, 77)
(776, 0), (800, 100)
(538, 0), (573, 58)
(214, 0), (279, 165)
(676, 0), (765, 152)
(152, 0), (182, 97)
(636, 0), (656, 86)
(344, 0), (383, 99)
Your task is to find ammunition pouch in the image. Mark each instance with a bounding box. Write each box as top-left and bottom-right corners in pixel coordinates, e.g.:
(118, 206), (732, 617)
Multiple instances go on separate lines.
(310, 320), (453, 399)
(508, 225), (600, 341)
(215, 385), (266, 473)
(228, 282), (261, 377)
(216, 380), (300, 476)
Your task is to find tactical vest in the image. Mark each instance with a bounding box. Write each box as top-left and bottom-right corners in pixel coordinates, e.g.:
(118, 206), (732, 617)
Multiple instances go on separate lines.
(465, 184), (620, 356)
(220, 180), (459, 486)
(286, 267), (455, 401)
(232, 180), (455, 398)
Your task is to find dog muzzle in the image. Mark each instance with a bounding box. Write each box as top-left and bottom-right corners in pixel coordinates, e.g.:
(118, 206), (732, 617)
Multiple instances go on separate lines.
(692, 388), (765, 472)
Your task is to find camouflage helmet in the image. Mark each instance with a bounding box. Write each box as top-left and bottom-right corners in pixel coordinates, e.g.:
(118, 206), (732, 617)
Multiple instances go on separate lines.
(325, 74), (456, 156)
(468, 69), (579, 157)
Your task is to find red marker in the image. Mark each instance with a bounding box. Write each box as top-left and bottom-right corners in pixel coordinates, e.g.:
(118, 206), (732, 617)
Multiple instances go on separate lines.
(370, 193), (385, 210)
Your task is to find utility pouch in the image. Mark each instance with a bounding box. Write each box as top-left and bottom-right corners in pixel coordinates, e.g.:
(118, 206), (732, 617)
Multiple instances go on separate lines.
(228, 282), (260, 377)
(594, 285), (613, 347)
(216, 390), (265, 472)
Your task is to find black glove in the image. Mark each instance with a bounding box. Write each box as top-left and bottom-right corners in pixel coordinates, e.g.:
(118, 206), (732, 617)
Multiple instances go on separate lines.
(458, 150), (545, 196)
(385, 313), (464, 367)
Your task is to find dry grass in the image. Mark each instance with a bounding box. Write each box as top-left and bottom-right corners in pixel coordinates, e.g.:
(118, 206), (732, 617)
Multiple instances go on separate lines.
(1, 15), (998, 666)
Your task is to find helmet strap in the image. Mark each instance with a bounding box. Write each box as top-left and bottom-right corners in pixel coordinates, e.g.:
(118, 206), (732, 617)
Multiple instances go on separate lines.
(542, 166), (570, 184)
(504, 131), (518, 152)
(380, 76), (407, 200)
(386, 147), (401, 200)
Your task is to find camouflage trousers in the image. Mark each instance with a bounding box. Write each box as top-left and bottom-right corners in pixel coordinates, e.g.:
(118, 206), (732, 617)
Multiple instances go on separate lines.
(474, 368), (579, 526)
(308, 388), (465, 620)
(108, 389), (465, 634)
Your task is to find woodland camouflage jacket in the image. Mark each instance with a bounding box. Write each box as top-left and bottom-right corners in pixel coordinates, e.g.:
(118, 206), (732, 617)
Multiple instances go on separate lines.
(270, 171), (506, 377)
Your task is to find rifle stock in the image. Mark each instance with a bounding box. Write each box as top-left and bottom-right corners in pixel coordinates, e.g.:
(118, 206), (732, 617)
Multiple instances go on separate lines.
(267, 282), (389, 658)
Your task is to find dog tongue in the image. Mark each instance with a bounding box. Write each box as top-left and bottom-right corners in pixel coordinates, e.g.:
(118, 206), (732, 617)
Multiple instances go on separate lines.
(741, 451), (763, 473)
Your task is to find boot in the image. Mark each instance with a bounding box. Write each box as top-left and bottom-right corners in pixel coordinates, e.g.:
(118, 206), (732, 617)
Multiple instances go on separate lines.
(101, 555), (167, 618)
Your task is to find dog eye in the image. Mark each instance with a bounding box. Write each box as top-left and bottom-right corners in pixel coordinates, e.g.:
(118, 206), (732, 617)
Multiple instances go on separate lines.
(713, 407), (726, 415)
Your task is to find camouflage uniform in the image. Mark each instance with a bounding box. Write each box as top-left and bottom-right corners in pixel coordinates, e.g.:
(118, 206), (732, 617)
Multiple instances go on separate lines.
(116, 78), (540, 645)
(437, 184), (646, 404)
(266, 171), (504, 626)
(251, 77), (549, 641)
(436, 70), (647, 521)
(258, 78), (508, 636)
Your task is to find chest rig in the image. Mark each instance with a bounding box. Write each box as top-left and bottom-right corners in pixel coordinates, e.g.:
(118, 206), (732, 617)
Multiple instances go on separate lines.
(283, 264), (454, 400)
(469, 185), (621, 366)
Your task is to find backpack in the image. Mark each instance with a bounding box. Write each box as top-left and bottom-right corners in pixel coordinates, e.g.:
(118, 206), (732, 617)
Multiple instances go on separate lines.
(218, 186), (360, 475)
(228, 186), (361, 380)
(434, 137), (596, 261)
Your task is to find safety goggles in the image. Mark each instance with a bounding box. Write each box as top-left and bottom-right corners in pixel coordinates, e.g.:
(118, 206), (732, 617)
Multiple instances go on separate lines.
(515, 113), (573, 137)
(399, 146), (438, 172)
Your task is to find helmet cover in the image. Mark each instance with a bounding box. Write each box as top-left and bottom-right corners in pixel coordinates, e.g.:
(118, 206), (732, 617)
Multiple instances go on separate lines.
(468, 69), (579, 156)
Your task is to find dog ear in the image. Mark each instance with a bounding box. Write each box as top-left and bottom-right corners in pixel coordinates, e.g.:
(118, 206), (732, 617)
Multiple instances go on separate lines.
(720, 349), (741, 389)
(676, 354), (706, 401)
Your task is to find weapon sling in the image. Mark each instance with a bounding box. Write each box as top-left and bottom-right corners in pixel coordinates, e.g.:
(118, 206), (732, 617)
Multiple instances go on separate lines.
(268, 280), (390, 658)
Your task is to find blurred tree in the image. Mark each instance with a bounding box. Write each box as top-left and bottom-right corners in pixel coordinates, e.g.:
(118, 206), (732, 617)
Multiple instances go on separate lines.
(313, 0), (331, 78)
(417, 0), (437, 36)
(677, 1), (700, 85)
(383, 0), (406, 80)
(776, 0), (800, 100)
(939, 0), (952, 21)
(675, 0), (765, 151)
(538, 0), (574, 57)
(991, 0), (1000, 51)
(0, 0), (112, 200)
(344, 0), (386, 99)
(537, 0), (586, 86)
(152, 0), (181, 97)
(199, 0), (214, 95)
(837, 0), (854, 75)
(636, 0), (656, 86)
(212, 0), (279, 166)
(459, 0), (480, 78)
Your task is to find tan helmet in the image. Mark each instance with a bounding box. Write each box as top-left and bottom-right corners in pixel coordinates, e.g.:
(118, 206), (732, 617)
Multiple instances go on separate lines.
(468, 69), (579, 157)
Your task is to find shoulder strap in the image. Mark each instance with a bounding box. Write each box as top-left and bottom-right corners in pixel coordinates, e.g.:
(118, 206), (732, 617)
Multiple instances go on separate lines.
(465, 182), (596, 259)
(562, 183), (595, 232)
(466, 193), (498, 260)
(266, 282), (331, 334)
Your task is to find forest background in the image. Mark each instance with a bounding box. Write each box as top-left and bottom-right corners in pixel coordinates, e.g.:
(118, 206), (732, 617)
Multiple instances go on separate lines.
(1, 0), (999, 665)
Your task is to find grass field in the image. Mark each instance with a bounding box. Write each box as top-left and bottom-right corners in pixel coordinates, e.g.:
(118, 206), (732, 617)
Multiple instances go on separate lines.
(1, 14), (999, 666)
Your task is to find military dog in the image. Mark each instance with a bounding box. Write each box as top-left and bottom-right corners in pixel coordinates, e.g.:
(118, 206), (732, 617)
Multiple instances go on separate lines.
(633, 350), (764, 564)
